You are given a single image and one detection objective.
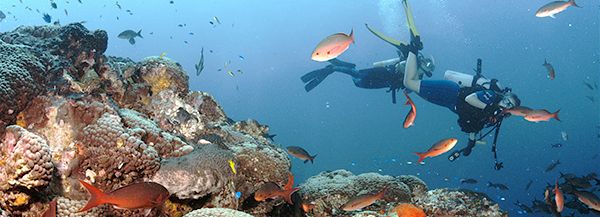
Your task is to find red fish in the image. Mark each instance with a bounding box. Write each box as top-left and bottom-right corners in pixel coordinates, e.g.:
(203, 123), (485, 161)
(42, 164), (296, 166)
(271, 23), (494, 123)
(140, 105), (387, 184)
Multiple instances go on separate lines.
(41, 198), (57, 217)
(341, 187), (386, 211)
(403, 92), (416, 128)
(554, 180), (564, 212)
(78, 180), (170, 212)
(415, 138), (458, 163)
(503, 106), (533, 117)
(254, 173), (300, 205)
(524, 109), (560, 122)
(311, 30), (354, 62)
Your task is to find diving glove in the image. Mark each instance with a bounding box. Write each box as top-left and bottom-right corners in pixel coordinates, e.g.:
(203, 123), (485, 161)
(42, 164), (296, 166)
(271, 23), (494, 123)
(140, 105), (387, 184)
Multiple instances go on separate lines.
(408, 36), (423, 54)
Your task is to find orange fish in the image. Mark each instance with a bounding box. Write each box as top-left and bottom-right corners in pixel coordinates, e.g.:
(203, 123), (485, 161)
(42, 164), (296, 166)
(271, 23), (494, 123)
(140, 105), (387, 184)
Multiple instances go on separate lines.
(41, 198), (57, 217)
(311, 29), (354, 62)
(78, 180), (170, 212)
(554, 180), (564, 213)
(395, 203), (426, 217)
(524, 109), (560, 122)
(341, 187), (386, 211)
(403, 92), (416, 129)
(543, 59), (555, 80)
(254, 173), (300, 205)
(301, 202), (315, 213)
(415, 138), (458, 163)
(503, 106), (533, 117)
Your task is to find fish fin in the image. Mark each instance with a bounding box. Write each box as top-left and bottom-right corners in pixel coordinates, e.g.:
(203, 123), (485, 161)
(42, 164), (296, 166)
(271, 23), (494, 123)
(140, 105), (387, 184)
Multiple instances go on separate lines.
(349, 29), (354, 44)
(129, 37), (135, 45)
(303, 159), (308, 164)
(282, 187), (300, 205)
(569, 0), (581, 8)
(377, 186), (387, 200)
(414, 152), (425, 163)
(78, 180), (107, 212)
(137, 29), (143, 38)
(550, 15), (556, 19)
(283, 173), (294, 191)
(310, 154), (317, 164)
(553, 110), (561, 121)
(405, 100), (410, 105)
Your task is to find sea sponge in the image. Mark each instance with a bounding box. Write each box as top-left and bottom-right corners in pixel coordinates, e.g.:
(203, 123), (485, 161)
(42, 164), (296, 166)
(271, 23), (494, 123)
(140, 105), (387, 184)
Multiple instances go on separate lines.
(395, 203), (426, 217)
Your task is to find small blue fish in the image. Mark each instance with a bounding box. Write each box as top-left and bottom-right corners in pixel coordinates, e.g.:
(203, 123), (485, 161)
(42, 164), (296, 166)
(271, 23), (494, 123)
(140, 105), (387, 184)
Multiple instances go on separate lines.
(235, 191), (241, 199)
(42, 13), (51, 23)
(238, 55), (245, 61)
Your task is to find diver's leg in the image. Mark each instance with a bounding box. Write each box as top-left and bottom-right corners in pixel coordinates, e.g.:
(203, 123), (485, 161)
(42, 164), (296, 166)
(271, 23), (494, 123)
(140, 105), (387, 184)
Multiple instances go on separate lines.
(461, 133), (477, 156)
(403, 52), (421, 93)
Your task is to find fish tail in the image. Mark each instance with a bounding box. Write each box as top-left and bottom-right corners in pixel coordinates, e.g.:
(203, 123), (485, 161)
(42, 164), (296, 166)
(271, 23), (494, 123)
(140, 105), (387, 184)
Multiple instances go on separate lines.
(569, 0), (580, 8)
(137, 29), (143, 38)
(349, 29), (354, 44)
(282, 187), (300, 205)
(78, 180), (107, 212)
(377, 186), (387, 200)
(553, 110), (561, 121)
(414, 152), (425, 163)
(310, 154), (317, 164)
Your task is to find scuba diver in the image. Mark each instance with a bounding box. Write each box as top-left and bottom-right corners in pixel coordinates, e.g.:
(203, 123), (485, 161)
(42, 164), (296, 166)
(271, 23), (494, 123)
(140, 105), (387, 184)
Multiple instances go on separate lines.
(398, 0), (520, 169)
(301, 24), (435, 104)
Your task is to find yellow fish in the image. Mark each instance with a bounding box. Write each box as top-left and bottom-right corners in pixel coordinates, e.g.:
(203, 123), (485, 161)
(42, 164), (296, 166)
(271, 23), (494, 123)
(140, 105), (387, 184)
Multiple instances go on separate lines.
(227, 70), (235, 77)
(159, 52), (167, 59)
(228, 160), (236, 174)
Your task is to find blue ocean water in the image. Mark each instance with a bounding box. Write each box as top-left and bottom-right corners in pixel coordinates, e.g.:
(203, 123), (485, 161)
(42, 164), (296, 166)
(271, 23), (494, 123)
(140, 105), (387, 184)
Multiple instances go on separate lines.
(0, 0), (598, 216)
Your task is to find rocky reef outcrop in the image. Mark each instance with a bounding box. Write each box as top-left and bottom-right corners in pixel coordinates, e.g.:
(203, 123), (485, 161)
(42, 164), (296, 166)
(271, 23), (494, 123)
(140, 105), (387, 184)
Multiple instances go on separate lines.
(298, 170), (507, 217)
(0, 23), (507, 217)
(0, 23), (288, 217)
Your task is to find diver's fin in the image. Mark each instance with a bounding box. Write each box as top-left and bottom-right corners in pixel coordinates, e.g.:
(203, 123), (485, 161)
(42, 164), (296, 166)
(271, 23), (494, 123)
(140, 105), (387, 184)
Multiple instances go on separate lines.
(401, 0), (420, 40)
(304, 68), (334, 92)
(301, 66), (332, 83)
(365, 23), (408, 54)
(328, 58), (356, 68)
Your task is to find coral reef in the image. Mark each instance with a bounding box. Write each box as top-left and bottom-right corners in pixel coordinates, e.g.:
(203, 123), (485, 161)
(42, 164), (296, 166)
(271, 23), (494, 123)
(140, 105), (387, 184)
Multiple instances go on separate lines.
(0, 23), (507, 217)
(183, 208), (253, 217)
(298, 170), (413, 216)
(413, 188), (507, 217)
(299, 170), (506, 217)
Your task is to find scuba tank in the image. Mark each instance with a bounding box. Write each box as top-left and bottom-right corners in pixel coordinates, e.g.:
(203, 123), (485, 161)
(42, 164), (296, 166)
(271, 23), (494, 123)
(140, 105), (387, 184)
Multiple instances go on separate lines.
(373, 58), (401, 68)
(444, 70), (503, 90)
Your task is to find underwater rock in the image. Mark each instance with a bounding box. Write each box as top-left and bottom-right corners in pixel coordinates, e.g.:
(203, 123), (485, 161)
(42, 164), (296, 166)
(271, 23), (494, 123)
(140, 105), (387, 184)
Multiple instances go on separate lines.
(152, 144), (234, 200)
(298, 169), (413, 216)
(413, 188), (507, 217)
(183, 208), (253, 217)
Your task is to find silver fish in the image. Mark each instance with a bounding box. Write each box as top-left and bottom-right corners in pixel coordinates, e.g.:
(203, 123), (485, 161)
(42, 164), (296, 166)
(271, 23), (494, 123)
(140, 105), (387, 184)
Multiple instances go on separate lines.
(118, 29), (142, 45)
(195, 47), (204, 76)
(535, 0), (580, 18)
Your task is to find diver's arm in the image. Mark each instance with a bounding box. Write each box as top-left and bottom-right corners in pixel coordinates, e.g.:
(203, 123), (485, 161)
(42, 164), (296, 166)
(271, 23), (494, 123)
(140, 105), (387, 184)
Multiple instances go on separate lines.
(403, 52), (420, 93)
(465, 93), (487, 109)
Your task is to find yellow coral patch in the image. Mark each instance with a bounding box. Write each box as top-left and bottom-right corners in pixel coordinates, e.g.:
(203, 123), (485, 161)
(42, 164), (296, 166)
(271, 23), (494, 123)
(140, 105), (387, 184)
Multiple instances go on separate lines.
(145, 68), (172, 94)
(16, 112), (26, 128)
(11, 194), (29, 207)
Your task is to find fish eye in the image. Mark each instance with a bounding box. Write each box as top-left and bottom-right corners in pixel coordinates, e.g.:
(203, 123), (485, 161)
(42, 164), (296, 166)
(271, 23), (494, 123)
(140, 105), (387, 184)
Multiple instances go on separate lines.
(316, 52), (319, 55)
(327, 51), (330, 55)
